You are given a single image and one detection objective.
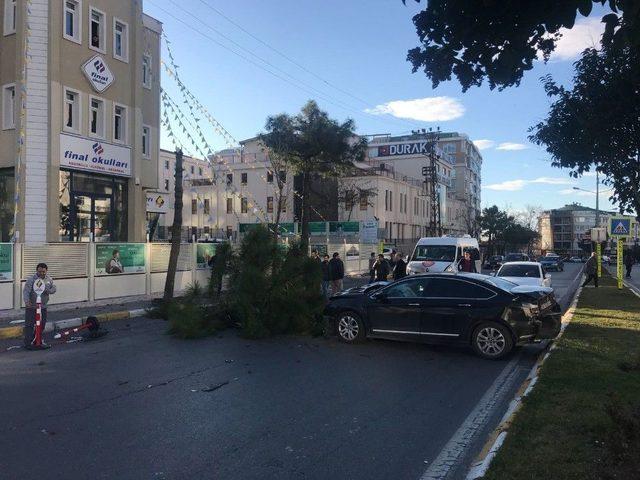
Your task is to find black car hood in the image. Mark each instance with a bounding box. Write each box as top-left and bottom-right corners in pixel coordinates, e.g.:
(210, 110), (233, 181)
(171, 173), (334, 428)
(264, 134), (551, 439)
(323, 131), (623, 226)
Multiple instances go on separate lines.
(331, 281), (389, 299)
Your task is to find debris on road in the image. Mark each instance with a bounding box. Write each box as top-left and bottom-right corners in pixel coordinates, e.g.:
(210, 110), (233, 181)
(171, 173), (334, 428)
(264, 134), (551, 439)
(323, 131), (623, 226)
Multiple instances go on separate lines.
(201, 381), (229, 392)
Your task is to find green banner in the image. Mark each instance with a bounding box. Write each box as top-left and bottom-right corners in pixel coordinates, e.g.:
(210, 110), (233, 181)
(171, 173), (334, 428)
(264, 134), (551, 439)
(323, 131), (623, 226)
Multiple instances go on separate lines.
(309, 222), (327, 234)
(0, 243), (12, 281)
(96, 244), (145, 275)
(329, 221), (360, 234)
(196, 243), (217, 269)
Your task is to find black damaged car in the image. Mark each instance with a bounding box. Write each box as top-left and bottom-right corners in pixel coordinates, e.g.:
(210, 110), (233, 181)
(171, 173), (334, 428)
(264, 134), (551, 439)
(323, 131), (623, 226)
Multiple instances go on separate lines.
(324, 273), (561, 359)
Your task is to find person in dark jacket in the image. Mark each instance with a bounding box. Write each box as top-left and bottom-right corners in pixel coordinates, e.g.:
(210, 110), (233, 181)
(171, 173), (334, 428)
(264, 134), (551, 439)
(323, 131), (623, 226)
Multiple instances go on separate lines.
(328, 252), (345, 294)
(368, 252), (376, 283)
(373, 254), (390, 282)
(321, 254), (330, 298)
(625, 249), (635, 278)
(393, 253), (407, 280)
(582, 251), (598, 287)
(458, 251), (477, 273)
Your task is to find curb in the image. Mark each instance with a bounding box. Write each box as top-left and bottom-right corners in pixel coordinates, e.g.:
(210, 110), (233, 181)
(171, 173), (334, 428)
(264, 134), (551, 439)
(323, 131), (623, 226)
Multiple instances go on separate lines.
(465, 284), (583, 480)
(0, 308), (148, 340)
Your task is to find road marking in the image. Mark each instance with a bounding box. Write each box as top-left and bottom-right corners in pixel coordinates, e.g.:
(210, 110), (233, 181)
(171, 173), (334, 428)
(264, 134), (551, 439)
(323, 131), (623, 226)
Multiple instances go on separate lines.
(419, 354), (522, 480)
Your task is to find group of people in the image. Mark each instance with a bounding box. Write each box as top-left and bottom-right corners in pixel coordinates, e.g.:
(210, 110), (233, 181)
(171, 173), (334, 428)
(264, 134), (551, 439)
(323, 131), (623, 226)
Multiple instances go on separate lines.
(368, 251), (407, 283)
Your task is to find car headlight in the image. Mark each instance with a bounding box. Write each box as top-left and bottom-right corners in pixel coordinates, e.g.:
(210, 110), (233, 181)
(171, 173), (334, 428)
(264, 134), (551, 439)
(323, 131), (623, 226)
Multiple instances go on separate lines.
(522, 302), (540, 317)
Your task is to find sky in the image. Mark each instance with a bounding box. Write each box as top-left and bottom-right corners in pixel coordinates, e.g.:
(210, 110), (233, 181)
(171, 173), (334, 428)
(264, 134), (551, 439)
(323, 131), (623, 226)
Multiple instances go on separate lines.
(145, 0), (616, 214)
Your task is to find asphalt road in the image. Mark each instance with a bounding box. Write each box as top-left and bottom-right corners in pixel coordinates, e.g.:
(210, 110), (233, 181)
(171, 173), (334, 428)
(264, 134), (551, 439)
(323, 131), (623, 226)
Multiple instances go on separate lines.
(0, 265), (583, 480)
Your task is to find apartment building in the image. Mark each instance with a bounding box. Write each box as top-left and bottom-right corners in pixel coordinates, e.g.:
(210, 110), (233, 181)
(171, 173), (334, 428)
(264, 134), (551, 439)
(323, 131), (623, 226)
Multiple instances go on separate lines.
(0, 0), (161, 243)
(538, 204), (612, 254)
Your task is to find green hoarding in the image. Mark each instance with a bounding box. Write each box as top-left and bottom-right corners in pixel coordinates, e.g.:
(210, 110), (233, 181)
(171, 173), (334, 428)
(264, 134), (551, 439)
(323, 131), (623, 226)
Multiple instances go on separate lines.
(329, 221), (360, 234)
(309, 222), (327, 234)
(196, 243), (217, 269)
(95, 244), (145, 275)
(0, 243), (12, 281)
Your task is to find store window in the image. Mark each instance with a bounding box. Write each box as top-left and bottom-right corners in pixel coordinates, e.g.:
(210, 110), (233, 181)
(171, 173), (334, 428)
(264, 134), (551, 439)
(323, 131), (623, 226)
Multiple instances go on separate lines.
(2, 84), (15, 130)
(142, 125), (150, 158)
(113, 19), (128, 62)
(113, 104), (126, 143)
(142, 55), (152, 89)
(3, 0), (16, 35)
(0, 168), (15, 241)
(63, 0), (80, 43)
(89, 97), (104, 137)
(89, 7), (105, 51)
(63, 88), (80, 133)
(59, 170), (128, 242)
(241, 197), (248, 214)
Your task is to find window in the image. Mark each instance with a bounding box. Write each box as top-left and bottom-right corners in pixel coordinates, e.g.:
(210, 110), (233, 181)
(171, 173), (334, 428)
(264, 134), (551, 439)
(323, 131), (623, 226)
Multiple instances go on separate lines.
(267, 196), (273, 213)
(3, 0), (16, 35)
(113, 18), (128, 62)
(384, 278), (431, 298)
(241, 197), (248, 214)
(163, 179), (169, 190)
(267, 171), (273, 183)
(89, 7), (105, 51)
(360, 193), (368, 210)
(281, 196), (287, 213)
(226, 198), (233, 214)
(198, 167), (202, 176)
(164, 160), (170, 170)
(190, 165), (195, 175)
(278, 170), (286, 182)
(389, 191), (393, 211)
(2, 84), (15, 130)
(63, 88), (80, 133)
(113, 104), (126, 143)
(424, 279), (495, 299)
(191, 199), (197, 215)
(142, 125), (150, 158)
(226, 173), (233, 185)
(385, 190), (388, 211)
(404, 194), (408, 213)
(204, 199), (210, 215)
(241, 172), (247, 185)
(64, 0), (81, 43)
(142, 55), (152, 89)
(89, 97), (104, 137)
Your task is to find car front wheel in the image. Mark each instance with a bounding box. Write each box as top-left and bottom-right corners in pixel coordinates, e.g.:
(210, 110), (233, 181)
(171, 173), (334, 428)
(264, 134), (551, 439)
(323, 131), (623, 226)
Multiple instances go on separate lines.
(336, 312), (366, 344)
(472, 322), (514, 360)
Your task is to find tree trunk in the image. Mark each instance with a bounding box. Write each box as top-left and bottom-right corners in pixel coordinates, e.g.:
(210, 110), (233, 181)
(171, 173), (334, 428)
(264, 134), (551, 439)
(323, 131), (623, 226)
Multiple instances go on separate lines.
(164, 149), (183, 301)
(300, 170), (311, 252)
(273, 182), (284, 240)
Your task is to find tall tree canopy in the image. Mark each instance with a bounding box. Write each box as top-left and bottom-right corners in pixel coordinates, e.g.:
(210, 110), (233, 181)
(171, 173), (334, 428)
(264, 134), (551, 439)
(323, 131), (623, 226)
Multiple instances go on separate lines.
(260, 101), (367, 250)
(529, 45), (640, 216)
(403, 0), (640, 91)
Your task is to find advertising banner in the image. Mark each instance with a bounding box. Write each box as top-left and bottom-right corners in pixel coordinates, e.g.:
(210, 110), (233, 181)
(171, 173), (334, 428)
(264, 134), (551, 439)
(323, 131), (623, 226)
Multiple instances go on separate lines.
(329, 222), (359, 234)
(361, 220), (378, 243)
(309, 222), (327, 234)
(196, 243), (217, 269)
(345, 244), (360, 260)
(81, 55), (115, 93)
(146, 192), (169, 214)
(95, 244), (145, 275)
(0, 243), (12, 281)
(60, 133), (131, 177)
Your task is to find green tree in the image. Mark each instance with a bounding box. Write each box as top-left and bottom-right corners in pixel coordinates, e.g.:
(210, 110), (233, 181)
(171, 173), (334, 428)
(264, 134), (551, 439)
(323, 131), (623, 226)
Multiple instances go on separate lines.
(480, 205), (510, 256)
(403, 0), (639, 91)
(260, 100), (367, 251)
(529, 45), (640, 217)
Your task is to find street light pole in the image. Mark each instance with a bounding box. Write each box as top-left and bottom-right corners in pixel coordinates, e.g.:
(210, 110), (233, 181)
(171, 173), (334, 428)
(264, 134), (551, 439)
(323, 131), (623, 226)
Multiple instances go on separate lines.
(595, 170), (599, 228)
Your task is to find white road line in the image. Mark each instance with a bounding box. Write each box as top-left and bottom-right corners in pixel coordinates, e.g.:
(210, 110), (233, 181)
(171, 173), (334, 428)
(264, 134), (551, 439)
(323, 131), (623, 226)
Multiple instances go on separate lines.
(419, 354), (523, 480)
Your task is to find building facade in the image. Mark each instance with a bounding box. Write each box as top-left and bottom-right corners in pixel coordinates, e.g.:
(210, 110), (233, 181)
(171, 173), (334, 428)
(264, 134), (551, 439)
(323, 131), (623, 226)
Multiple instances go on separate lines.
(538, 204), (612, 254)
(0, 0), (161, 244)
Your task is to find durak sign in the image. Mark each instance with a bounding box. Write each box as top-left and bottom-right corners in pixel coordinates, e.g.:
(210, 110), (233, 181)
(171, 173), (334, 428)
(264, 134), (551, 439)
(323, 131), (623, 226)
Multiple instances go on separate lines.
(60, 133), (131, 177)
(81, 55), (114, 93)
(378, 142), (433, 157)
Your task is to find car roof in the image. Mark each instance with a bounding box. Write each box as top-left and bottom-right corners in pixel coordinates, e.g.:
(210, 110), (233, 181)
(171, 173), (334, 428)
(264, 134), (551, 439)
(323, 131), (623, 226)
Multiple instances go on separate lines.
(500, 261), (541, 266)
(415, 236), (479, 247)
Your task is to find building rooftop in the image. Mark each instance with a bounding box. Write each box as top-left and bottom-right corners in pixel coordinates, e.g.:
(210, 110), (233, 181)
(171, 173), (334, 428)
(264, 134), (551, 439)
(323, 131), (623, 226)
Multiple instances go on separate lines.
(552, 204), (616, 214)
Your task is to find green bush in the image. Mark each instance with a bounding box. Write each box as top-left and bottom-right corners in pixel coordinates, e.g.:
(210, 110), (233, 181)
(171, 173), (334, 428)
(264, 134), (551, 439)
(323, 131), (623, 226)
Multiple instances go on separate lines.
(184, 280), (203, 299)
(166, 302), (217, 339)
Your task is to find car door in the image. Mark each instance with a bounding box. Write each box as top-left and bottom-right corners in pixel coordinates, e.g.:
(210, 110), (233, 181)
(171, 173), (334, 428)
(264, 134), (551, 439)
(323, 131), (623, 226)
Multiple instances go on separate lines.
(367, 278), (430, 340)
(420, 278), (498, 339)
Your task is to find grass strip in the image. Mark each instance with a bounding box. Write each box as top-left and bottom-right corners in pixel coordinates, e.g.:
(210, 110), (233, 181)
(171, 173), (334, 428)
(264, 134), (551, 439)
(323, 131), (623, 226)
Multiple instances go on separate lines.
(484, 274), (640, 480)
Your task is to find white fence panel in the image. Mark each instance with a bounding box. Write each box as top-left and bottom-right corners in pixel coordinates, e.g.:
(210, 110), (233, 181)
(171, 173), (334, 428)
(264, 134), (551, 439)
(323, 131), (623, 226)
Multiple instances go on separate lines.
(150, 243), (192, 272)
(22, 243), (88, 279)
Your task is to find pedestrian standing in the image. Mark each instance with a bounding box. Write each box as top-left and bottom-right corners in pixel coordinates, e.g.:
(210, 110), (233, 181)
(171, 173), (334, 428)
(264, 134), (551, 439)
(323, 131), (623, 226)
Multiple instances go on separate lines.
(393, 253), (407, 280)
(458, 251), (477, 273)
(625, 249), (635, 278)
(328, 252), (345, 294)
(374, 254), (390, 282)
(23, 263), (56, 348)
(321, 254), (331, 299)
(311, 249), (321, 264)
(582, 251), (598, 288)
(368, 252), (376, 284)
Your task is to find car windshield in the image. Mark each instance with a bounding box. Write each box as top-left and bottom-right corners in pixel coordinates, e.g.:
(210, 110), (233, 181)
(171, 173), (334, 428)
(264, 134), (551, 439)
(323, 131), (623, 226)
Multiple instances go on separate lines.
(505, 254), (524, 262)
(541, 256), (558, 262)
(498, 265), (540, 278)
(412, 245), (456, 262)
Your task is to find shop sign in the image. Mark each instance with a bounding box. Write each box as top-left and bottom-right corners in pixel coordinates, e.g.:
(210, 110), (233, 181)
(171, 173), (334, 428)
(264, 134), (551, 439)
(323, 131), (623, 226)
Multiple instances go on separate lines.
(146, 192), (169, 213)
(60, 133), (131, 177)
(196, 243), (217, 269)
(378, 142), (433, 157)
(329, 221), (359, 234)
(95, 244), (145, 275)
(81, 55), (114, 93)
(0, 243), (12, 281)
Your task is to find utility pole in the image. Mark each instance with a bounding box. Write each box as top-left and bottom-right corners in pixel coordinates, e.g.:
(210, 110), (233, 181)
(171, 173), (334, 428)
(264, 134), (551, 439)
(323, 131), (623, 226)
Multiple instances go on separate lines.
(420, 128), (441, 237)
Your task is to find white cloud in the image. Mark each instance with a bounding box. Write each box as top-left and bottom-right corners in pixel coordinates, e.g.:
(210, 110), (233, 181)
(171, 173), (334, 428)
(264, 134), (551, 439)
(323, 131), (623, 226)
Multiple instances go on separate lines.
(473, 139), (495, 150)
(581, 171), (598, 177)
(485, 177), (572, 191)
(496, 142), (529, 151)
(365, 97), (465, 122)
(552, 18), (605, 61)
